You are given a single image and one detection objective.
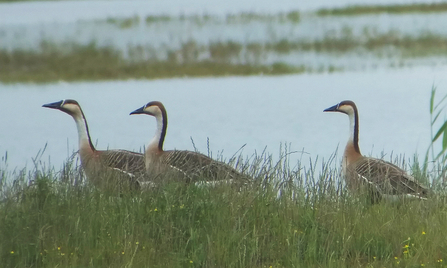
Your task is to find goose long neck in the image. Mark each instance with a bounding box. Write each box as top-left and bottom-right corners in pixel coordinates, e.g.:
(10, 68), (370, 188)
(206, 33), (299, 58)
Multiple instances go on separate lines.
(348, 108), (360, 154)
(148, 109), (167, 152)
(73, 110), (95, 152)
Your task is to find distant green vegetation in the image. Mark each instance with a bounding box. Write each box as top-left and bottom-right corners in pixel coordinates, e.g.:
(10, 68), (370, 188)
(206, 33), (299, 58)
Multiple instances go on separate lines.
(145, 14), (171, 24)
(102, 12), (301, 28)
(263, 31), (447, 57)
(0, 42), (308, 83)
(137, 11), (301, 27)
(4, 25), (447, 83)
(225, 11), (300, 24)
(106, 15), (140, 29)
(4, 3), (447, 82)
(0, 147), (445, 267)
(4, 27), (447, 83)
(317, 2), (447, 16)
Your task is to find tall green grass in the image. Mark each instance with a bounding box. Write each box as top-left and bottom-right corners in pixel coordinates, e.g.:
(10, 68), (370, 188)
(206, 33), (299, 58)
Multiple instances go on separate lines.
(0, 147), (445, 267)
(423, 86), (447, 192)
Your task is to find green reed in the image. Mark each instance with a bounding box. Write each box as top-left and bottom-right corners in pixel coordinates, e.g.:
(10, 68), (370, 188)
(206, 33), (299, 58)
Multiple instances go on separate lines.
(0, 145), (445, 267)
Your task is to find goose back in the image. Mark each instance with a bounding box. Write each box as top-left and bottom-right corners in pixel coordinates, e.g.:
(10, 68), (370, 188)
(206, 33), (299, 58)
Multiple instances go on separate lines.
(160, 150), (246, 182)
(99, 149), (146, 176)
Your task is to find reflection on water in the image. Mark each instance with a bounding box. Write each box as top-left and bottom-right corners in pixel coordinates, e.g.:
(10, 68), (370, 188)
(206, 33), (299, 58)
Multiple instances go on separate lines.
(0, 66), (444, 171)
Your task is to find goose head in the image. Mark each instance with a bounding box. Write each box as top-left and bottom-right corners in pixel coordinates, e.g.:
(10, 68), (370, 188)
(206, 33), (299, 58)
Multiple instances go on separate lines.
(324, 100), (361, 154)
(130, 101), (168, 152)
(42, 99), (83, 118)
(130, 101), (166, 118)
(323, 100), (357, 116)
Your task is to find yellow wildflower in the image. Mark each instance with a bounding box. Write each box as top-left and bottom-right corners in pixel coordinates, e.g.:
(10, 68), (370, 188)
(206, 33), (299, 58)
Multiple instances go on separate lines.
(154, 208), (158, 212)
(190, 260), (193, 264)
(422, 231), (426, 235)
(136, 242), (139, 245)
(10, 251), (14, 254)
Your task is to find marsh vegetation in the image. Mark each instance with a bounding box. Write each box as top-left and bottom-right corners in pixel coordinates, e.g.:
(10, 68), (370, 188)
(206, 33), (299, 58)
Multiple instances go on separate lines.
(3, 3), (447, 82)
(317, 2), (447, 16)
(0, 144), (446, 267)
(3, 28), (447, 83)
(0, 41), (305, 83)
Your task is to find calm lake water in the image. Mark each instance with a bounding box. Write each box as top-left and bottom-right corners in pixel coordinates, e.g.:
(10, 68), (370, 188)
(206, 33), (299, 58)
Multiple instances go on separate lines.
(1, 66), (445, 171)
(1, 0), (447, 173)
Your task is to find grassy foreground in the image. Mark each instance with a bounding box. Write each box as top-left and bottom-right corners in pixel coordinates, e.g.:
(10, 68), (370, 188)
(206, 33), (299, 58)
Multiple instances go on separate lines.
(0, 152), (446, 268)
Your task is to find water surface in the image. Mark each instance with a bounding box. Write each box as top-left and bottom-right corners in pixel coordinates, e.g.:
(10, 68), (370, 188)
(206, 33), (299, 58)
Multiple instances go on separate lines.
(2, 0), (444, 25)
(1, 66), (444, 171)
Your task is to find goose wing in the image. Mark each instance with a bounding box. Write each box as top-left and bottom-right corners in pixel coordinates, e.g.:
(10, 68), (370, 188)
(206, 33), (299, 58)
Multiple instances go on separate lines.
(99, 150), (146, 177)
(351, 157), (429, 198)
(163, 150), (248, 182)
